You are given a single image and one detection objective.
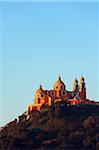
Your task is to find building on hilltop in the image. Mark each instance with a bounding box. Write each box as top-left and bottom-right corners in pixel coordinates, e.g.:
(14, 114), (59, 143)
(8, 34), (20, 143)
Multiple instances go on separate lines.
(28, 75), (98, 113)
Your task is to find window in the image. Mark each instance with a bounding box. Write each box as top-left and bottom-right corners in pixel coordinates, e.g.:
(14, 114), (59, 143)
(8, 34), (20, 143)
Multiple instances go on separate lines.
(63, 91), (65, 95)
(38, 98), (40, 104)
(56, 86), (58, 89)
(41, 94), (43, 97)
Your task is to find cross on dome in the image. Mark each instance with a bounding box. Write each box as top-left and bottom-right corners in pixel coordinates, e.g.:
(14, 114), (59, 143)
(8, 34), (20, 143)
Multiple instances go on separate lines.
(58, 74), (61, 81)
(39, 84), (42, 89)
(53, 75), (66, 90)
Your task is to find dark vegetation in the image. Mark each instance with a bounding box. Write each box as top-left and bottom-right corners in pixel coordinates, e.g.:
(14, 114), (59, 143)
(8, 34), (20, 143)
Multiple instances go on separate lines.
(0, 103), (99, 150)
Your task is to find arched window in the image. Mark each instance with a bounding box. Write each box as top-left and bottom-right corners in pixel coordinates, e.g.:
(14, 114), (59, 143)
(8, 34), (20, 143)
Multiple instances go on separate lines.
(56, 86), (58, 89)
(63, 91), (65, 95)
(41, 94), (43, 97)
(61, 86), (63, 89)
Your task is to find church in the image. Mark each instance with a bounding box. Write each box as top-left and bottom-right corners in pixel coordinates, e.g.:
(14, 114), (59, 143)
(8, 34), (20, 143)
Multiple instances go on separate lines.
(28, 75), (98, 113)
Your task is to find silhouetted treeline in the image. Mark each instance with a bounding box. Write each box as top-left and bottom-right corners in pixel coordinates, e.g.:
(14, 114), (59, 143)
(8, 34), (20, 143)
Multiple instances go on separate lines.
(0, 104), (99, 150)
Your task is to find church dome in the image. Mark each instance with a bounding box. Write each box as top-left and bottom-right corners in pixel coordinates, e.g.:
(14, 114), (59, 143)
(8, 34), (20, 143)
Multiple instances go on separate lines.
(53, 76), (66, 91)
(35, 85), (45, 98)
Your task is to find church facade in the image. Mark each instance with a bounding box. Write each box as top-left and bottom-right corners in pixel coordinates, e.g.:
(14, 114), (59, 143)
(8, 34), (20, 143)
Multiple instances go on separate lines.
(28, 76), (98, 113)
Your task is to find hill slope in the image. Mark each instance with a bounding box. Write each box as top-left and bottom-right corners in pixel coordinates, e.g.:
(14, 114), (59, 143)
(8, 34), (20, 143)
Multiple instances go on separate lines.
(0, 104), (99, 150)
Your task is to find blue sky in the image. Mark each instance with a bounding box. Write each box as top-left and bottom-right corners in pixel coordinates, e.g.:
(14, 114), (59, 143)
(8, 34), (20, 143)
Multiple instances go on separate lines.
(0, 1), (99, 126)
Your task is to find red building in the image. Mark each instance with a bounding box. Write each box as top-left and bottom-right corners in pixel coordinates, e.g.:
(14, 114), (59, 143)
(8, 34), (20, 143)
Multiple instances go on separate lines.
(28, 75), (98, 113)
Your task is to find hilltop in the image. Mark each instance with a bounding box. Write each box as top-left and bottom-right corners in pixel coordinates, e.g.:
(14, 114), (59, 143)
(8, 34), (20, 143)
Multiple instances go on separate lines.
(0, 104), (99, 150)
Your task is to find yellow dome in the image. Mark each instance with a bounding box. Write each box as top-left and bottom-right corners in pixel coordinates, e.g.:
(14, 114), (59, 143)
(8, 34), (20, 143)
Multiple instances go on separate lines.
(53, 76), (66, 90)
(35, 85), (45, 98)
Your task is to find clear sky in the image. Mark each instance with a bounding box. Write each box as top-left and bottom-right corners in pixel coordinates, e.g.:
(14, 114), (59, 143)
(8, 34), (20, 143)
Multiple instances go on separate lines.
(0, 1), (99, 126)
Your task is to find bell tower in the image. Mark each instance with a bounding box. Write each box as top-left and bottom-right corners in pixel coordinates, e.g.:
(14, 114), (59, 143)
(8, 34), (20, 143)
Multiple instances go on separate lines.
(79, 76), (86, 100)
(72, 78), (79, 93)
